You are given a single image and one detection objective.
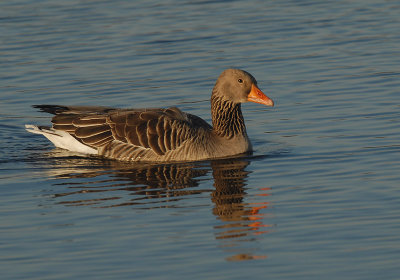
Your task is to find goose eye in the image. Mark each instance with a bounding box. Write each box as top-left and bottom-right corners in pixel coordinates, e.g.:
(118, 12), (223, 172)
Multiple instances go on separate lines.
(238, 79), (243, 84)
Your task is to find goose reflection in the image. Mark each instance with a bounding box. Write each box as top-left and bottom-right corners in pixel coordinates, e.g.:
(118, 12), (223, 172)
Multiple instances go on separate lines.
(40, 149), (272, 261)
(211, 159), (271, 261)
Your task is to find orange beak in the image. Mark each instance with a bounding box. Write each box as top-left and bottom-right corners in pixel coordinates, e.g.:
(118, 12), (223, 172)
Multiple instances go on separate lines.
(247, 84), (274, 107)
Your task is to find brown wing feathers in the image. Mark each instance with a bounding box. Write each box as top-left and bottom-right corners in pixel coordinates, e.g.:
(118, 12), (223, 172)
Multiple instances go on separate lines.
(51, 113), (113, 147)
(49, 107), (195, 160)
(111, 109), (189, 156)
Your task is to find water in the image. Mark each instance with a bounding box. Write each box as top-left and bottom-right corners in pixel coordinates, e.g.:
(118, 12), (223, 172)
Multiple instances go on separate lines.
(1, 0), (400, 279)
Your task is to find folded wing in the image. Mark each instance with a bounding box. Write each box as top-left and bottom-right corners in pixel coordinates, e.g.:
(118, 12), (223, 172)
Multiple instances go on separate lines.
(42, 105), (210, 161)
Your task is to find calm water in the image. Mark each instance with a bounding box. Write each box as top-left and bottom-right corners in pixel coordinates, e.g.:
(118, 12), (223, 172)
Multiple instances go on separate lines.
(1, 0), (400, 279)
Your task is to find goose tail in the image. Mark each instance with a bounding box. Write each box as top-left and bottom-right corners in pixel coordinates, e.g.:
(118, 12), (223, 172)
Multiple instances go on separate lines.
(25, 124), (97, 155)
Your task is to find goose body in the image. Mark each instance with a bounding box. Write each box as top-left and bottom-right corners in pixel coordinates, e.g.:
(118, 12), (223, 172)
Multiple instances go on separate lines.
(26, 69), (274, 162)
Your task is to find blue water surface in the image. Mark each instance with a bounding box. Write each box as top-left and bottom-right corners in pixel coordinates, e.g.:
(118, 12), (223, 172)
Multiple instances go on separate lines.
(1, 0), (400, 279)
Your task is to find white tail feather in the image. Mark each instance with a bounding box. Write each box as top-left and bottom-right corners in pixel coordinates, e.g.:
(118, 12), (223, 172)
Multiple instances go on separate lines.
(25, 124), (97, 155)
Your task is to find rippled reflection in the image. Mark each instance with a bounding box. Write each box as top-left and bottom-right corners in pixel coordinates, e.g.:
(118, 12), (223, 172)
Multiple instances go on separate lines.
(211, 159), (271, 261)
(38, 149), (272, 261)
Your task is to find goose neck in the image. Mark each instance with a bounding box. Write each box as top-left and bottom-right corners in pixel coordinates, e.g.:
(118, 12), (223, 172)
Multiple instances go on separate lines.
(211, 96), (246, 138)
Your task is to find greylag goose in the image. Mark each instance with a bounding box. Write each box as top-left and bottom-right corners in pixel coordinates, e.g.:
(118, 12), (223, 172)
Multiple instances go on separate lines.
(25, 69), (274, 162)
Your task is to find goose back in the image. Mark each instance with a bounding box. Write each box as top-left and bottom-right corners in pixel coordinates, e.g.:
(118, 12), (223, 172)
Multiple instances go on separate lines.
(40, 105), (216, 161)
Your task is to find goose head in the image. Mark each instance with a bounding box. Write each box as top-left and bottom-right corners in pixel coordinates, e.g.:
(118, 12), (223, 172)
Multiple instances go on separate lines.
(212, 69), (274, 107)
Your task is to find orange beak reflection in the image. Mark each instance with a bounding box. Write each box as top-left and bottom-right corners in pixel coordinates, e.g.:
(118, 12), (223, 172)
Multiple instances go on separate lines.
(247, 84), (274, 107)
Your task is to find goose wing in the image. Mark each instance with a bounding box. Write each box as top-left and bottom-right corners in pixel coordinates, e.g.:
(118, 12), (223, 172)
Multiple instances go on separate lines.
(36, 105), (211, 161)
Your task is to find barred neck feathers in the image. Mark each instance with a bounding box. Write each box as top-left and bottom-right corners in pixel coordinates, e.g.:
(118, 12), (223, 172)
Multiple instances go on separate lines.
(211, 95), (246, 139)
